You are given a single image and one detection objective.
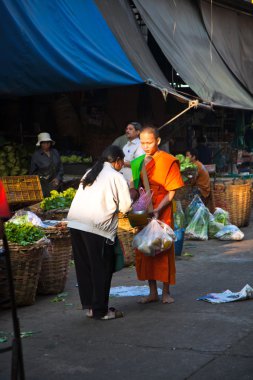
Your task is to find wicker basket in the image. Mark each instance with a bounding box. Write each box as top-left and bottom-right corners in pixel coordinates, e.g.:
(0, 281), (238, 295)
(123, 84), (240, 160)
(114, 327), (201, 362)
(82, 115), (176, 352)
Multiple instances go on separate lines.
(117, 213), (137, 266)
(211, 180), (252, 227)
(29, 203), (69, 221)
(37, 225), (72, 294)
(7, 240), (46, 306)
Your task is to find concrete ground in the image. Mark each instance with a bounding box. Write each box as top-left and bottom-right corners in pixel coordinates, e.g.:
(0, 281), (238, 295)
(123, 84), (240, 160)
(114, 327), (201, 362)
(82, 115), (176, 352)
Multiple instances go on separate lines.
(1, 216), (253, 380)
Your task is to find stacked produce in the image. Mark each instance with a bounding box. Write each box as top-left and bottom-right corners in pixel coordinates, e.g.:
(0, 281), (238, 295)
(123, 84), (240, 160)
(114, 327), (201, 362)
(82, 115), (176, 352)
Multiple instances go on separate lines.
(5, 222), (45, 246)
(40, 188), (76, 211)
(0, 144), (29, 176)
(61, 154), (92, 164)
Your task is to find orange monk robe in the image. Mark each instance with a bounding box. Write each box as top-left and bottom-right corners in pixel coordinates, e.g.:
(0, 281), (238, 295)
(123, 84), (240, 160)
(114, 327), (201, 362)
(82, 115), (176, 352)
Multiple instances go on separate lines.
(193, 160), (211, 198)
(135, 151), (184, 284)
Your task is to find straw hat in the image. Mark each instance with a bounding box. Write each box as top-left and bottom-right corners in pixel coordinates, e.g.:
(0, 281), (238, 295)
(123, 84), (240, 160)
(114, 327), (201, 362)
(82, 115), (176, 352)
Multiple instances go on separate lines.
(36, 132), (55, 146)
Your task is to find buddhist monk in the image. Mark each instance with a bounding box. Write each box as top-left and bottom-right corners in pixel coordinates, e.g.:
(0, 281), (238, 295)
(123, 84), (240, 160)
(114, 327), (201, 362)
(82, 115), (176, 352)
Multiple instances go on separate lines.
(134, 126), (184, 304)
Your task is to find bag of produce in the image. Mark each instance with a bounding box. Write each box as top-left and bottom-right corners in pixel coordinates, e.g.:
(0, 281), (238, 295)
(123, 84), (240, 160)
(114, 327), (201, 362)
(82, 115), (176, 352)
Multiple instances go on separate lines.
(132, 218), (176, 256)
(185, 206), (209, 240)
(214, 225), (244, 241)
(9, 210), (45, 227)
(213, 208), (230, 225)
(173, 200), (185, 229)
(208, 220), (224, 239)
(185, 195), (205, 225)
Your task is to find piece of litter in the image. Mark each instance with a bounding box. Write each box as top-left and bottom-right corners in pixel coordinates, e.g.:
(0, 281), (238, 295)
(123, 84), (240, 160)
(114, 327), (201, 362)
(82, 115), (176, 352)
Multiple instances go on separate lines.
(20, 331), (37, 339)
(51, 292), (68, 303)
(109, 286), (162, 297)
(197, 284), (253, 304)
(183, 252), (193, 257)
(0, 336), (8, 343)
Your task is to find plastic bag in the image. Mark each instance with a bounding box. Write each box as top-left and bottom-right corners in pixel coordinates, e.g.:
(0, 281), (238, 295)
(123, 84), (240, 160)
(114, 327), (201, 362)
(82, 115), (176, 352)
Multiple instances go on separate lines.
(173, 200), (185, 229)
(185, 206), (209, 240)
(215, 225), (244, 241)
(208, 220), (224, 239)
(213, 207), (230, 225)
(185, 195), (205, 225)
(9, 210), (45, 227)
(132, 187), (153, 212)
(132, 218), (176, 256)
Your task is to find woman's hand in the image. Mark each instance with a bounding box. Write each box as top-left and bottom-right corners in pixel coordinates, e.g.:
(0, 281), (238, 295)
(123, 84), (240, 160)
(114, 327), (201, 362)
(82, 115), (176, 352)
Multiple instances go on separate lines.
(148, 208), (160, 219)
(130, 188), (139, 202)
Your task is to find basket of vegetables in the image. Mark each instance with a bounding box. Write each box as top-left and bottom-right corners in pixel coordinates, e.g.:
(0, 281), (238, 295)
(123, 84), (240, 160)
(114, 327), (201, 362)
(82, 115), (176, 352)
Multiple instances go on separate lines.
(117, 213), (137, 267)
(38, 222), (72, 294)
(31, 187), (76, 220)
(3, 222), (48, 306)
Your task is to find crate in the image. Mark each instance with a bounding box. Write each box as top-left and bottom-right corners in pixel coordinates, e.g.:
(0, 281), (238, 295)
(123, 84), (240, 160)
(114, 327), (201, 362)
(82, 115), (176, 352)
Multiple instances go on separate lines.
(0, 175), (43, 205)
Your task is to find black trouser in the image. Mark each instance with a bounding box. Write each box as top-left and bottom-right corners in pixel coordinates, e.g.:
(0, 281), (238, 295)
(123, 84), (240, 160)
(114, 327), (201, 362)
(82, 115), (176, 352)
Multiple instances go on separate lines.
(70, 229), (115, 319)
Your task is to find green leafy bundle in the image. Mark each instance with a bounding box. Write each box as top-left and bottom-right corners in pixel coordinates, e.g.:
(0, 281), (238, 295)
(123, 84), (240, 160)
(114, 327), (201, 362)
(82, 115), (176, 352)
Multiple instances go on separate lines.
(175, 154), (197, 172)
(40, 188), (76, 211)
(5, 222), (45, 246)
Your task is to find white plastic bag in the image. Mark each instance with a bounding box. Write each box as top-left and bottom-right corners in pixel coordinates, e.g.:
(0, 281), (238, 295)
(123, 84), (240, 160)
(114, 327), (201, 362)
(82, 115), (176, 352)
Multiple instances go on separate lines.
(132, 218), (176, 256)
(215, 225), (244, 241)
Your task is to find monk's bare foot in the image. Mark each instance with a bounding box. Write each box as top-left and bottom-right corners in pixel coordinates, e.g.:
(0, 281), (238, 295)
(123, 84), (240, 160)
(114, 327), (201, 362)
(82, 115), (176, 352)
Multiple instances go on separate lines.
(138, 295), (159, 304)
(162, 294), (174, 304)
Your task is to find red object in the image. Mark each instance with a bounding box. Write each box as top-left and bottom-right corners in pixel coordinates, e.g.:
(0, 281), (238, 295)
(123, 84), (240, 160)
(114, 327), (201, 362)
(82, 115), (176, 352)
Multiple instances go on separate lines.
(0, 180), (11, 218)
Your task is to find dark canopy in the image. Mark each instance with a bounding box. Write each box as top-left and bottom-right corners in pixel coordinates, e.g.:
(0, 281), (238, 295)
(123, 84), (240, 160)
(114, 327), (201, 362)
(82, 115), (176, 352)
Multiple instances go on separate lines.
(133, 0), (253, 109)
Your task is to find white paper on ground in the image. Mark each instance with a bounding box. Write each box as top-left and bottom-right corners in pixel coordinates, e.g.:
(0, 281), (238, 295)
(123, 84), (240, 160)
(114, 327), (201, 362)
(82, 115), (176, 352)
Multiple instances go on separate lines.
(110, 286), (162, 297)
(197, 284), (253, 304)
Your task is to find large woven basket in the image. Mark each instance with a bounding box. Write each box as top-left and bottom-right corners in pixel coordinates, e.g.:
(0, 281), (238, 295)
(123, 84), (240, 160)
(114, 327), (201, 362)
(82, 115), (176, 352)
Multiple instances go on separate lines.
(117, 213), (137, 266)
(38, 225), (72, 294)
(29, 203), (69, 221)
(7, 240), (46, 306)
(211, 180), (252, 227)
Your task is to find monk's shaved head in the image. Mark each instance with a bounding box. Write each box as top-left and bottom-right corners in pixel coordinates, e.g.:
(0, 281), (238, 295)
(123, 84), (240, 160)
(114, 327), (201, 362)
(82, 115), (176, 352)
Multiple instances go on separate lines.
(140, 125), (160, 139)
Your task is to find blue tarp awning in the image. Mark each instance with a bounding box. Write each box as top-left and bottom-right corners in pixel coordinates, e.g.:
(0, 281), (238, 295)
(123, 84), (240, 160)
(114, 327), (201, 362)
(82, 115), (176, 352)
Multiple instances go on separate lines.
(0, 0), (179, 98)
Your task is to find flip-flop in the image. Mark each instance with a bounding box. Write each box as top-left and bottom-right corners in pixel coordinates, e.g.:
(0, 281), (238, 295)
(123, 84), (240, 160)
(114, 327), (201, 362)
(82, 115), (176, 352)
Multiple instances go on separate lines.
(100, 307), (124, 320)
(86, 309), (93, 318)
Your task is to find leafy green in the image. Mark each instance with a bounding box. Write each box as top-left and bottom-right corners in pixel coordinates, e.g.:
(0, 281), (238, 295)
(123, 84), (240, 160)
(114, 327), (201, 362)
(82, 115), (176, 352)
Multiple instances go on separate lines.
(40, 188), (76, 211)
(5, 222), (45, 246)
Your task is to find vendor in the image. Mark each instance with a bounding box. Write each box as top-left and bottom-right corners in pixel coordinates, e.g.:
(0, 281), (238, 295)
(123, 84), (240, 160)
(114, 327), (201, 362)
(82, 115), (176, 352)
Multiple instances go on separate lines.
(120, 122), (145, 185)
(186, 148), (211, 203)
(30, 132), (64, 197)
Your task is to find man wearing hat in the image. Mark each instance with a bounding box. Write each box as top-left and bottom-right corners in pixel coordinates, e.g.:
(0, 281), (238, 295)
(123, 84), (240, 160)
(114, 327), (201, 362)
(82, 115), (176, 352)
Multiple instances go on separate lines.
(30, 132), (64, 197)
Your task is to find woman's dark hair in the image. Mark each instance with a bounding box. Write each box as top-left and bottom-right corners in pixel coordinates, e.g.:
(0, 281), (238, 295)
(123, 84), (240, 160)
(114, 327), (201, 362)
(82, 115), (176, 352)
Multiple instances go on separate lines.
(81, 145), (124, 189)
(186, 148), (198, 159)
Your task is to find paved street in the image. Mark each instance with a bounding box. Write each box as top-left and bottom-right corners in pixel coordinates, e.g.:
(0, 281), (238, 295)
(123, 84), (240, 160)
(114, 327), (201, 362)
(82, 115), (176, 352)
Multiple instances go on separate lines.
(1, 216), (253, 380)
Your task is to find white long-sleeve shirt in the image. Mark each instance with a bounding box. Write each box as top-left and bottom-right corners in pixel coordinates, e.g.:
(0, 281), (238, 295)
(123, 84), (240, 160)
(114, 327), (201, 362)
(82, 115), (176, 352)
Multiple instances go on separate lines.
(67, 162), (132, 241)
(121, 138), (145, 184)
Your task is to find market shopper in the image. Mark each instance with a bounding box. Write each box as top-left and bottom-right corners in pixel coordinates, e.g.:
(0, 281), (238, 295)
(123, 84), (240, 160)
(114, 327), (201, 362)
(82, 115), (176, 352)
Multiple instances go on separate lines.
(30, 132), (63, 197)
(120, 122), (145, 185)
(186, 148), (211, 203)
(67, 145), (132, 320)
(133, 125), (184, 304)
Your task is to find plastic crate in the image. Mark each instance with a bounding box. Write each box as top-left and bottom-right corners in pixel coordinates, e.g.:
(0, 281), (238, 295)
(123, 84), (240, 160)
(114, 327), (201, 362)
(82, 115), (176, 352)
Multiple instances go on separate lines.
(0, 175), (43, 205)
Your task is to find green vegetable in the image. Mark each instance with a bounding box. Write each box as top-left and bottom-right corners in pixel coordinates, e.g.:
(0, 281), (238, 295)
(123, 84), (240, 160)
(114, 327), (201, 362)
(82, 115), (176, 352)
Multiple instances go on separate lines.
(40, 187), (76, 211)
(5, 222), (45, 246)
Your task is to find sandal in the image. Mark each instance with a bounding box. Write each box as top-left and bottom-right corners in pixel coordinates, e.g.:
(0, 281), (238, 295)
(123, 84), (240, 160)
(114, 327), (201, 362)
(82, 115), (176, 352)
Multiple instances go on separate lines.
(85, 309), (93, 318)
(100, 307), (124, 320)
